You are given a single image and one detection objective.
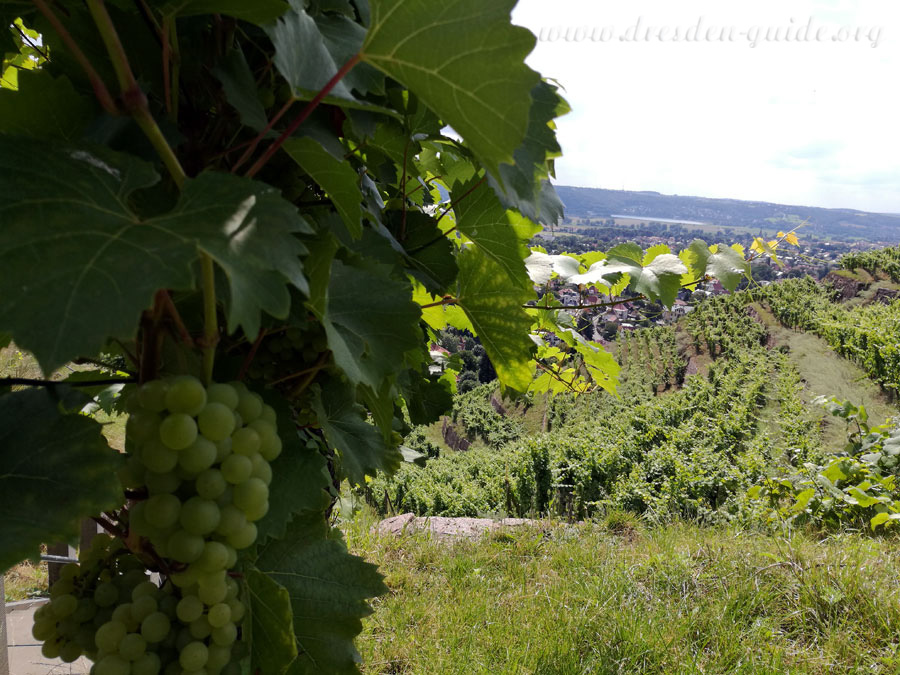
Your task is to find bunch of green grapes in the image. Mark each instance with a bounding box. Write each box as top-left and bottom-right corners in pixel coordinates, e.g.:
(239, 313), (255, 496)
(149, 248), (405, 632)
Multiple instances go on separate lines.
(244, 323), (327, 385)
(39, 376), (280, 674)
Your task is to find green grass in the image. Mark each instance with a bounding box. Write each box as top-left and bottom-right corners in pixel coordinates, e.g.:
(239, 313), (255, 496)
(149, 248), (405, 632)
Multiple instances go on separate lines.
(347, 509), (900, 674)
(748, 302), (897, 451)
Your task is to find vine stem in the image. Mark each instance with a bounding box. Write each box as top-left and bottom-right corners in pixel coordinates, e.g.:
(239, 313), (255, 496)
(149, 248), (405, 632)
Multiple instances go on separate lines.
(87, 0), (217, 383)
(245, 53), (361, 179)
(32, 0), (118, 115)
(230, 98), (294, 173)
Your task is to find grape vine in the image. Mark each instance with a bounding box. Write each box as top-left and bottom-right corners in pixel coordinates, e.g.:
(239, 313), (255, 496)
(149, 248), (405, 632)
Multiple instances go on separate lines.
(0, 1), (791, 672)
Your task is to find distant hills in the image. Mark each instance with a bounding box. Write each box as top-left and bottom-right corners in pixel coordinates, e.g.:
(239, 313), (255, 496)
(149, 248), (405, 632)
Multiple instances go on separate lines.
(555, 185), (900, 243)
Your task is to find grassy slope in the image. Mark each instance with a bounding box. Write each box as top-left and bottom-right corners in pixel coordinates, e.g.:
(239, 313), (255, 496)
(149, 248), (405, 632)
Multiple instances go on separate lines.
(749, 302), (897, 452)
(348, 509), (900, 674)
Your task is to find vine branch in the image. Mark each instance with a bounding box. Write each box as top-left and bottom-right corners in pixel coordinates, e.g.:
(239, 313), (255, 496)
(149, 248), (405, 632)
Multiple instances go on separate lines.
(31, 0), (119, 114)
(245, 53), (361, 179)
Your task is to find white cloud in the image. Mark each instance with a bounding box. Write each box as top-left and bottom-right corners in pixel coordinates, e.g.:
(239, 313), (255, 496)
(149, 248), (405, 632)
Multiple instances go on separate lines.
(512, 0), (900, 212)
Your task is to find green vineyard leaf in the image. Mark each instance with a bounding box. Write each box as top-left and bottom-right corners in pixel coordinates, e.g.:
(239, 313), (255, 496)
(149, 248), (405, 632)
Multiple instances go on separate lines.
(0, 71), (93, 139)
(0, 137), (310, 372)
(284, 137), (364, 238)
(361, 0), (540, 175)
(319, 259), (421, 391)
(150, 0), (289, 23)
(212, 47), (269, 132)
(255, 512), (388, 675)
(680, 239), (750, 292)
(455, 248), (535, 392)
(0, 388), (124, 571)
(453, 176), (535, 286)
(246, 567), (298, 675)
(312, 375), (402, 484)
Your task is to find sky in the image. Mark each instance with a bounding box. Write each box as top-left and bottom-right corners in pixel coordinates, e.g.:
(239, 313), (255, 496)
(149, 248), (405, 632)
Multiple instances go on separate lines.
(511, 0), (900, 213)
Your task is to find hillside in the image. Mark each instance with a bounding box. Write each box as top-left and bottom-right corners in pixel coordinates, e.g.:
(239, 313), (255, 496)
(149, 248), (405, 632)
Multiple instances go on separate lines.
(556, 185), (900, 243)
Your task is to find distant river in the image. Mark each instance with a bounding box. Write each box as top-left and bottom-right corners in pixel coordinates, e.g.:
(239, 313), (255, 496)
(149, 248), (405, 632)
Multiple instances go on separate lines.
(610, 215), (709, 225)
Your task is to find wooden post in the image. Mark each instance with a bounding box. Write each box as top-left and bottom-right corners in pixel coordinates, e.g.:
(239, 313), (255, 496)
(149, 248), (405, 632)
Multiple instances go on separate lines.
(0, 576), (9, 675)
(46, 542), (75, 587)
(80, 519), (100, 553)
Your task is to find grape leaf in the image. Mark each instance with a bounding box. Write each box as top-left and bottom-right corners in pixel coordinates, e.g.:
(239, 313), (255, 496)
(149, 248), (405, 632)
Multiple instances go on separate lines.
(0, 137), (310, 372)
(488, 81), (568, 226)
(455, 248), (535, 392)
(319, 259), (421, 391)
(400, 370), (454, 426)
(312, 375), (401, 484)
(255, 512), (387, 675)
(680, 239), (750, 292)
(0, 71), (94, 139)
(150, 0), (289, 23)
(452, 177), (534, 287)
(284, 137), (363, 238)
(386, 210), (458, 294)
(265, 5), (388, 110)
(605, 244), (687, 307)
(360, 0), (540, 175)
(0, 387), (124, 572)
(212, 47), (269, 132)
(255, 398), (331, 544)
(246, 568), (298, 675)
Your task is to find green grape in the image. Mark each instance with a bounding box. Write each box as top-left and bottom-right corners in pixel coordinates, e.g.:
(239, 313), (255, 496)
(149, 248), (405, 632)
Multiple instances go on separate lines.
(127, 410), (161, 444)
(165, 375), (207, 415)
(189, 614), (212, 639)
(94, 581), (119, 607)
(119, 632), (147, 661)
(210, 622), (237, 647)
(206, 383), (239, 410)
(95, 620), (128, 653)
(198, 403), (236, 441)
(158, 594), (179, 618)
(145, 471), (181, 495)
(57, 616), (78, 638)
(132, 581), (157, 601)
(176, 595), (204, 623)
(50, 593), (78, 618)
(75, 624), (97, 650)
(179, 437), (218, 475)
(195, 541), (230, 572)
(41, 639), (60, 659)
(180, 497), (221, 535)
(112, 603), (138, 631)
(49, 578), (74, 597)
(215, 505), (246, 537)
(73, 597), (98, 623)
(138, 380), (169, 413)
(249, 420), (282, 461)
(198, 580), (227, 606)
(224, 547), (238, 569)
(224, 577), (238, 601)
(225, 522), (257, 550)
(214, 438), (232, 463)
(129, 500), (153, 537)
(230, 428), (260, 456)
(249, 454), (272, 485)
(226, 599), (245, 624)
(236, 390), (262, 423)
(207, 603), (231, 628)
(259, 404), (277, 425)
(59, 640), (83, 663)
(167, 529), (205, 563)
(206, 644), (233, 672)
(179, 641), (209, 670)
(146, 493), (181, 529)
(196, 469), (227, 500)
(95, 654), (131, 675)
(132, 651), (162, 675)
(31, 617), (56, 641)
(120, 568), (149, 589)
(220, 454), (252, 484)
(140, 611), (171, 643)
(60, 562), (80, 581)
(159, 413), (198, 450)
(233, 478), (268, 515)
(131, 594), (158, 622)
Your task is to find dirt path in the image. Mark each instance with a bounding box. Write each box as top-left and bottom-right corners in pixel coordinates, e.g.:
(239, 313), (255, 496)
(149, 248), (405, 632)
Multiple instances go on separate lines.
(750, 302), (898, 450)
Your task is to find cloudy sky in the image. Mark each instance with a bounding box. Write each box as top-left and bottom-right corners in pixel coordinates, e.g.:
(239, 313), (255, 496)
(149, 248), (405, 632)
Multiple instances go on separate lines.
(512, 0), (900, 213)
